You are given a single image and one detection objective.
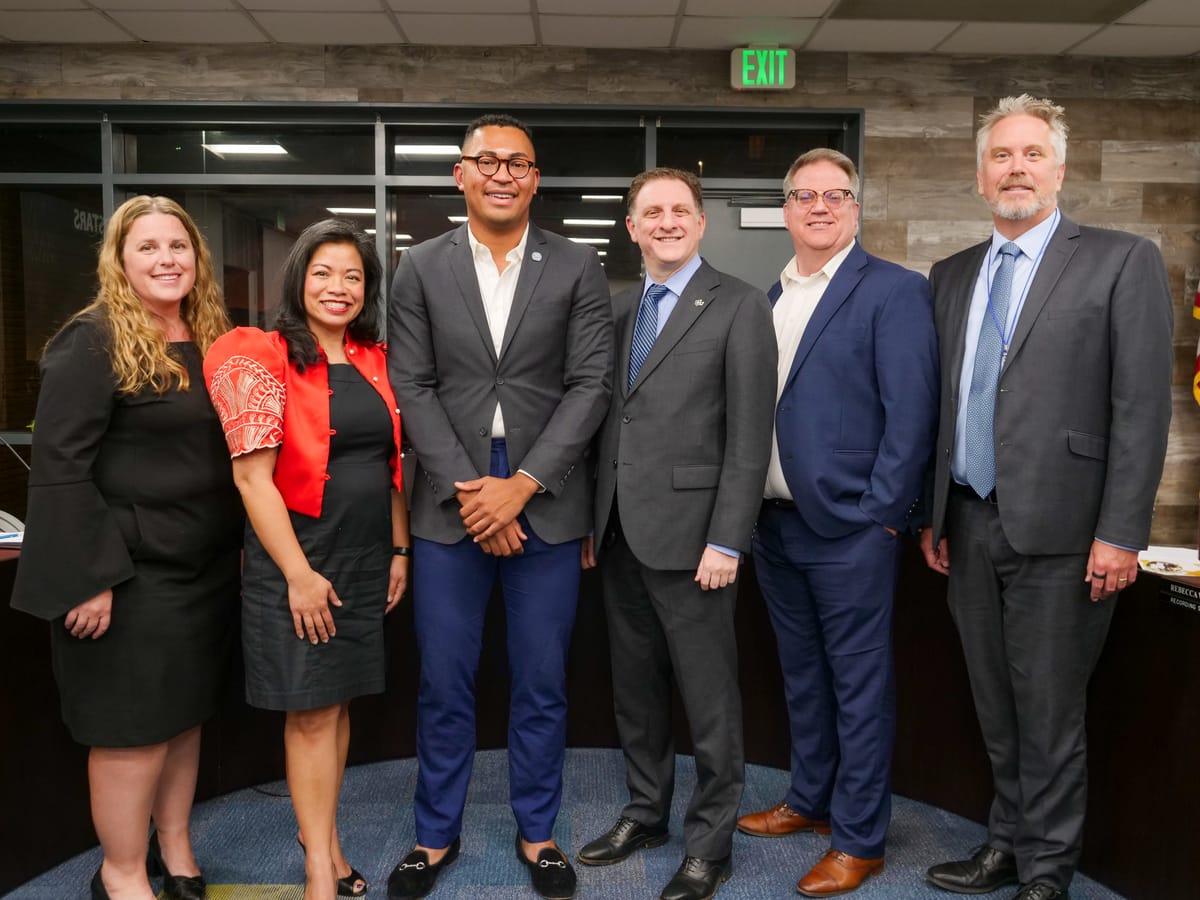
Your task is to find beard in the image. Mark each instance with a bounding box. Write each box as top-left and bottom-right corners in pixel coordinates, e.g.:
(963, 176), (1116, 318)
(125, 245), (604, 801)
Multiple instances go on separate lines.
(987, 182), (1055, 221)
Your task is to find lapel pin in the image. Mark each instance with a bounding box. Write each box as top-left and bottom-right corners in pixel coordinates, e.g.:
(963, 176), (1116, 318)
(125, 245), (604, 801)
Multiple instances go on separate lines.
(694, 298), (705, 307)
(531, 251), (543, 262)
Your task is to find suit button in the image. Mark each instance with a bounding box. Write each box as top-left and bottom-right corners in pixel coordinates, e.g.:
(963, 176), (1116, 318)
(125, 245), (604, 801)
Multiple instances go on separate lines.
(622, 415), (631, 424)
(611, 459), (617, 468)
(496, 377), (505, 385)
(478, 427), (488, 436)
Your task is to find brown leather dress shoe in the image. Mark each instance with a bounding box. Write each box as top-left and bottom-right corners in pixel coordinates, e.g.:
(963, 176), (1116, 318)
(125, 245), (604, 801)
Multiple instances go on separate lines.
(737, 802), (832, 838)
(796, 849), (884, 897)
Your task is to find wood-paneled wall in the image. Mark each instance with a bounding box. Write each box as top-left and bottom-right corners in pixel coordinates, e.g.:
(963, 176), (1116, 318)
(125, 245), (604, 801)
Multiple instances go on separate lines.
(2, 44), (1197, 543)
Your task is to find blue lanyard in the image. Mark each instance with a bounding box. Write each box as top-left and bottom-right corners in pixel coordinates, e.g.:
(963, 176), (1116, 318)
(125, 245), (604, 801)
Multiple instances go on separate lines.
(983, 208), (1059, 360)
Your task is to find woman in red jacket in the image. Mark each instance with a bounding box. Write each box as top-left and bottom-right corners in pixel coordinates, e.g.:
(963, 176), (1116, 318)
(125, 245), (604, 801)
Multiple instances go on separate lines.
(205, 219), (409, 900)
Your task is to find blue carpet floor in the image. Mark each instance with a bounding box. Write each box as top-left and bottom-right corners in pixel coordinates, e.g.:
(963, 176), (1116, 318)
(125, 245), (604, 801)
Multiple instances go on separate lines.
(6, 748), (1123, 899)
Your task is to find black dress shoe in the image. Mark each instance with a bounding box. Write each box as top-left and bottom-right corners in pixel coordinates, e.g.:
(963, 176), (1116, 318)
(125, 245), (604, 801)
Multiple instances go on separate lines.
(387, 837), (460, 900)
(577, 816), (669, 866)
(1012, 883), (1068, 900)
(926, 845), (1018, 894)
(515, 834), (577, 899)
(148, 833), (207, 900)
(660, 855), (732, 900)
(90, 869), (110, 900)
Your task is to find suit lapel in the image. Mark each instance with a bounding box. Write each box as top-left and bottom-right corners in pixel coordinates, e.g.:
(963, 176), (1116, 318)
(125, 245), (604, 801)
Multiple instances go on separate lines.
(616, 287), (640, 398)
(627, 261), (718, 396)
(944, 241), (990, 407)
(499, 223), (548, 361)
(448, 224), (497, 364)
(780, 243), (867, 395)
(1001, 216), (1079, 374)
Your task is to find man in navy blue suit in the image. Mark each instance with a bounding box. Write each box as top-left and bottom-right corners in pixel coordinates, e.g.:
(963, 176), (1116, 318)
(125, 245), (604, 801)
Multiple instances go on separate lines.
(736, 148), (938, 897)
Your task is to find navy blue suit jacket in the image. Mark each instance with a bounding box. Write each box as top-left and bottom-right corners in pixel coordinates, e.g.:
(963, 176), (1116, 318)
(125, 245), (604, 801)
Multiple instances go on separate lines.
(770, 241), (938, 539)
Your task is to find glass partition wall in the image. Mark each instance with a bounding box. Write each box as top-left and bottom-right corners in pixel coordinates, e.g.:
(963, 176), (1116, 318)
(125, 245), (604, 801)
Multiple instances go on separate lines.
(0, 103), (863, 518)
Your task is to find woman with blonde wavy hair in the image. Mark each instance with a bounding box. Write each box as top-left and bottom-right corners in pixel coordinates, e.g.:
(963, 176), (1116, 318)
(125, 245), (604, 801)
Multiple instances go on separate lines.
(12, 195), (243, 900)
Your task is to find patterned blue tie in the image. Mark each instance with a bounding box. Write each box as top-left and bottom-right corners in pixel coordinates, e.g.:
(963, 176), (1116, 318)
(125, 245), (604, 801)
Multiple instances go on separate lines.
(964, 241), (1021, 498)
(627, 283), (669, 390)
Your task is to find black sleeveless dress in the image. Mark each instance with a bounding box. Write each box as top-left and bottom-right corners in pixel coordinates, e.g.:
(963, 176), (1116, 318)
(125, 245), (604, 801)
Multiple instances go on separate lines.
(240, 363), (394, 710)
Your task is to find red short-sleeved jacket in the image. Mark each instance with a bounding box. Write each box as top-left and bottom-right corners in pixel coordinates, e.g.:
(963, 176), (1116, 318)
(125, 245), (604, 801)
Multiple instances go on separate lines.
(204, 327), (403, 518)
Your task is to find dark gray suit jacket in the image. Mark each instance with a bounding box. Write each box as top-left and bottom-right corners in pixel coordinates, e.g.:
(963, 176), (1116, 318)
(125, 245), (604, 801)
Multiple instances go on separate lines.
(927, 216), (1173, 555)
(594, 259), (777, 570)
(388, 222), (614, 545)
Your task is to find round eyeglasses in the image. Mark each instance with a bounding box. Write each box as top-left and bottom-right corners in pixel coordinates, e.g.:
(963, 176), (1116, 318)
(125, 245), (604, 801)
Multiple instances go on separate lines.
(460, 155), (535, 179)
(786, 188), (855, 209)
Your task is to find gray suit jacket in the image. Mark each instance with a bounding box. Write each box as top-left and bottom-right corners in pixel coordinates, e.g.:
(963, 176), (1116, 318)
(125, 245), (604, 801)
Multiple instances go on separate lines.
(927, 216), (1173, 555)
(388, 222), (614, 545)
(594, 259), (777, 570)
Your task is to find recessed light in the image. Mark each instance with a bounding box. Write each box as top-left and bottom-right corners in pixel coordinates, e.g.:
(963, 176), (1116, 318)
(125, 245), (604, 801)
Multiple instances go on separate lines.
(394, 145), (462, 156)
(201, 143), (287, 158)
(327, 207), (376, 215)
(568, 237), (610, 245)
(582, 195), (623, 201)
(564, 219), (616, 227)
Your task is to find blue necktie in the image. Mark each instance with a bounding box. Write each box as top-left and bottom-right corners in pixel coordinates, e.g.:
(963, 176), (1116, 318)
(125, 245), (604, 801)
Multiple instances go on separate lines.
(627, 283), (669, 390)
(963, 241), (1021, 499)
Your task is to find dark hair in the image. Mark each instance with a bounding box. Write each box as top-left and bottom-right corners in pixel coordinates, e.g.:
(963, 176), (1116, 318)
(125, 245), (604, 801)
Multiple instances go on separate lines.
(463, 113), (534, 147)
(273, 218), (383, 371)
(627, 167), (704, 216)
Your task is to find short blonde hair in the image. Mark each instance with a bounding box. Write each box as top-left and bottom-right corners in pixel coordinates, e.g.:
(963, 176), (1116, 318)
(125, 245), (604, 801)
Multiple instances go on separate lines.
(976, 94), (1069, 168)
(782, 148), (860, 198)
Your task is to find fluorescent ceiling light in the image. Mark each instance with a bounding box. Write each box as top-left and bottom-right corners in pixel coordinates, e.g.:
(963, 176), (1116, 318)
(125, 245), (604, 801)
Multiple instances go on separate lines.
(327, 207), (376, 215)
(364, 228), (377, 235)
(448, 215), (468, 224)
(569, 237), (610, 245)
(394, 234), (413, 241)
(596, 251), (607, 257)
(202, 143), (287, 158)
(564, 218), (616, 227)
(394, 144), (461, 156)
(582, 194), (623, 201)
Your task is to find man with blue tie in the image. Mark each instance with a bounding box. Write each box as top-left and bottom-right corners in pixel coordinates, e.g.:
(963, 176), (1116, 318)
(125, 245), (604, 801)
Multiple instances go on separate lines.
(921, 95), (1172, 900)
(736, 148), (938, 897)
(387, 113), (613, 900)
(577, 167), (776, 900)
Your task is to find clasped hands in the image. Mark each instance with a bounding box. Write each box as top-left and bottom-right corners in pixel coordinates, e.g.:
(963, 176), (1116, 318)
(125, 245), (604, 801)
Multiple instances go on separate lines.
(454, 473), (540, 557)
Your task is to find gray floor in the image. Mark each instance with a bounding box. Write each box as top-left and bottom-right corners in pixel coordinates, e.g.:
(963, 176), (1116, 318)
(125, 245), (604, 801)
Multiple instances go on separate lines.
(5, 748), (1124, 899)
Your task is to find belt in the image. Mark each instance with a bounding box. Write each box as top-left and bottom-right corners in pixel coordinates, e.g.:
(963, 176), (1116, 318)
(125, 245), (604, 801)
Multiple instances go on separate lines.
(762, 497), (797, 511)
(950, 481), (998, 504)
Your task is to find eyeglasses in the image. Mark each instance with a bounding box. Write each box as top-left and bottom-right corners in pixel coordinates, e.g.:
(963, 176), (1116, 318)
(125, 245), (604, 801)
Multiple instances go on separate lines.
(460, 155), (535, 179)
(786, 188), (855, 209)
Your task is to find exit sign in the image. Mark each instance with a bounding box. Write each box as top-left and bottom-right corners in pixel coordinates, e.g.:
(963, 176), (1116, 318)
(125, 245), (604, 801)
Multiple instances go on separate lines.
(731, 47), (795, 91)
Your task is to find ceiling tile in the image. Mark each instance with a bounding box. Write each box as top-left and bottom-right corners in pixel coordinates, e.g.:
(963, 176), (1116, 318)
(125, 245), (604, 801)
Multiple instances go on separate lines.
(686, 0), (832, 15)
(92, 0), (233, 8)
(541, 0), (677, 13)
(829, 0), (1143, 24)
(107, 11), (267, 42)
(675, 16), (818, 49)
(389, 0), (528, 11)
(541, 14), (675, 48)
(246, 0), (380, 11)
(255, 12), (403, 44)
(808, 19), (958, 52)
(0, 10), (133, 41)
(0, 0), (84, 9)
(395, 13), (534, 45)
(937, 22), (1100, 54)
(1068, 23), (1200, 54)
(1119, 0), (1200, 26)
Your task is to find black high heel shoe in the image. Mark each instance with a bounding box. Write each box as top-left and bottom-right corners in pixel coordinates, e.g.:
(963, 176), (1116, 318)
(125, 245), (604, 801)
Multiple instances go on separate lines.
(148, 832), (207, 900)
(297, 834), (368, 897)
(89, 868), (110, 900)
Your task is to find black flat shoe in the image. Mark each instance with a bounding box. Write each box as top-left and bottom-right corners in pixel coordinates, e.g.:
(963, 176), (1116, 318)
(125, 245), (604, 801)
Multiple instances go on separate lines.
(297, 834), (368, 896)
(387, 837), (460, 900)
(148, 832), (207, 900)
(90, 869), (110, 900)
(516, 834), (576, 900)
(578, 816), (669, 866)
